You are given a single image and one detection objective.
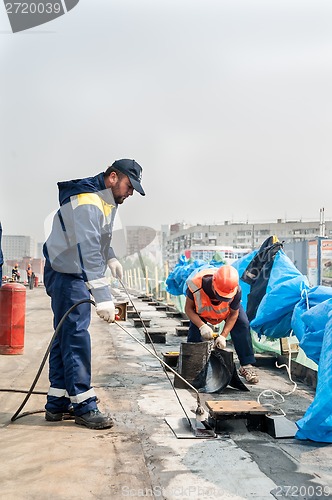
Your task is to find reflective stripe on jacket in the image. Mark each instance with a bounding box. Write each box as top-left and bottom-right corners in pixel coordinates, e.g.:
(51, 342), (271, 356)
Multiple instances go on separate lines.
(187, 269), (231, 325)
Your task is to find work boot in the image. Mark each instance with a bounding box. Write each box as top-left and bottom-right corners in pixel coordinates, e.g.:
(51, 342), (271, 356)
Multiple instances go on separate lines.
(239, 365), (259, 384)
(75, 409), (114, 430)
(45, 406), (75, 422)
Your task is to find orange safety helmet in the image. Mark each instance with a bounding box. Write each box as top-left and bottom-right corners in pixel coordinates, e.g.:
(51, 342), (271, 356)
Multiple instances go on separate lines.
(212, 265), (239, 298)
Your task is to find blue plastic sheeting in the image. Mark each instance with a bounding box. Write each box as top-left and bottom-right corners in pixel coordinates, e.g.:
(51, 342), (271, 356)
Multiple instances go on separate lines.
(165, 255), (223, 296)
(250, 251), (309, 338)
(296, 304), (332, 442)
(254, 259), (332, 443)
(292, 288), (332, 364)
(182, 264), (216, 295)
(166, 251), (256, 299)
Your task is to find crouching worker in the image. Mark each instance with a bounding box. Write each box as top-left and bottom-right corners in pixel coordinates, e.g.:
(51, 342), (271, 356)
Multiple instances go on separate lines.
(184, 265), (259, 384)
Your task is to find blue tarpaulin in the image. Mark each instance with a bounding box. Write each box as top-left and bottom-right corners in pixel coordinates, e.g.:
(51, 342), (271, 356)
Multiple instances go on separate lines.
(295, 303), (332, 442)
(292, 288), (332, 364)
(165, 255), (225, 296)
(249, 251), (309, 339)
(238, 245), (332, 442)
(165, 256), (207, 296)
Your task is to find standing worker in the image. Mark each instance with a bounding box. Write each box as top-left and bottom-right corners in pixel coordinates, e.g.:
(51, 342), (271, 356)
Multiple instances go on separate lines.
(26, 264), (33, 289)
(43, 159), (145, 429)
(185, 265), (259, 384)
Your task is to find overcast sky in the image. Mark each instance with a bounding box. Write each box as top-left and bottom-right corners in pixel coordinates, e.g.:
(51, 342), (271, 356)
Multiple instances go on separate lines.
(1, 0), (332, 242)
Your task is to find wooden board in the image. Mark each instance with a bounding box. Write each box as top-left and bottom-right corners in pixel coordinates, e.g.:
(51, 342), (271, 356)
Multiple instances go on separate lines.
(206, 400), (268, 416)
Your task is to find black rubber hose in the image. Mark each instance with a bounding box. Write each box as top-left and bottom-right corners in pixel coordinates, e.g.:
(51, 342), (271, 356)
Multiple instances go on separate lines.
(0, 389), (47, 395)
(11, 298), (95, 422)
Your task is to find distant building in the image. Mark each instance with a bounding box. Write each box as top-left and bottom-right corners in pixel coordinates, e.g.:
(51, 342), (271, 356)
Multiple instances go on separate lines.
(164, 219), (332, 269)
(2, 235), (37, 261)
(183, 246), (251, 265)
(125, 226), (156, 256)
(1, 234), (46, 281)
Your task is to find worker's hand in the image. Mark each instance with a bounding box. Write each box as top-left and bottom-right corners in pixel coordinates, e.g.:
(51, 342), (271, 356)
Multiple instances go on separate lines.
(96, 301), (115, 323)
(215, 335), (227, 350)
(107, 258), (123, 280)
(199, 324), (214, 341)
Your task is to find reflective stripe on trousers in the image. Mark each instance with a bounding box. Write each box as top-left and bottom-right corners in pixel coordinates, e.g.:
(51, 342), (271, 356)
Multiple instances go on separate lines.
(44, 262), (98, 415)
(48, 387), (96, 404)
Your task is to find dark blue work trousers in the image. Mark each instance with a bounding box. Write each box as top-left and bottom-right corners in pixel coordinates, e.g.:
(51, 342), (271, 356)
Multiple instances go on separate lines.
(187, 304), (256, 366)
(44, 261), (97, 416)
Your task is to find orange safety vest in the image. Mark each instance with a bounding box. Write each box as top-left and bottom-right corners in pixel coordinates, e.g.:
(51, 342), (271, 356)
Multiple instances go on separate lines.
(187, 269), (232, 325)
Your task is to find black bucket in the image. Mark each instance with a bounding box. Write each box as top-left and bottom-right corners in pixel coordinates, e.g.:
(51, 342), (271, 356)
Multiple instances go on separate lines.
(174, 342), (210, 389)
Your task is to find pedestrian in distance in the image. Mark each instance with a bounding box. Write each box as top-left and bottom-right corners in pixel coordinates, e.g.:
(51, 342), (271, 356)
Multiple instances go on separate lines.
(12, 263), (20, 282)
(43, 159), (145, 429)
(184, 265), (259, 384)
(26, 264), (34, 289)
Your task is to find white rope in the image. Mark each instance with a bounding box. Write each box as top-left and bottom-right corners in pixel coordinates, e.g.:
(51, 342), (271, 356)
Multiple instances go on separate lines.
(257, 285), (310, 415)
(275, 331), (298, 396)
(257, 389), (286, 416)
(257, 331), (298, 414)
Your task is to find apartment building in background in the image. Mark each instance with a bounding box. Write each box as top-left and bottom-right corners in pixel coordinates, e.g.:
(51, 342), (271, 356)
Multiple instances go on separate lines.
(125, 226), (157, 256)
(2, 234), (43, 279)
(164, 219), (332, 270)
(3, 235), (37, 262)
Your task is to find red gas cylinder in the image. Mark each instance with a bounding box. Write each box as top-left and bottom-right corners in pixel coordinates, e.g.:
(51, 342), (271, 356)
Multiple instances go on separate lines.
(0, 283), (26, 354)
(34, 276), (39, 288)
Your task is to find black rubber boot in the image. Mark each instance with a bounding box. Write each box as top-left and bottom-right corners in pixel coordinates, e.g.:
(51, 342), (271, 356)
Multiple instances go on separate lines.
(75, 409), (114, 430)
(45, 406), (75, 422)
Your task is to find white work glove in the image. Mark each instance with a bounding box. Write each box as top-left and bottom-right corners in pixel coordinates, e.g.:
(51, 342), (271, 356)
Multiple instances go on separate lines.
(107, 258), (123, 280)
(199, 324), (214, 341)
(96, 301), (115, 323)
(215, 335), (227, 350)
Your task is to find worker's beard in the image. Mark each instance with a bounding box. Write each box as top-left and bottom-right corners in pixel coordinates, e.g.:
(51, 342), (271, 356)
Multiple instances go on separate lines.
(111, 181), (127, 204)
(113, 193), (127, 204)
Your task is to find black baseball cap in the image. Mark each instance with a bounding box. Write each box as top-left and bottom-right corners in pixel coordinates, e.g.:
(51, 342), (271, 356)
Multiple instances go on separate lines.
(111, 159), (145, 196)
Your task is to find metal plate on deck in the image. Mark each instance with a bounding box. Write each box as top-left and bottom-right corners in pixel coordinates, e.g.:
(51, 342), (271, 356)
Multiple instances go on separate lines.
(264, 415), (298, 438)
(164, 417), (216, 439)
